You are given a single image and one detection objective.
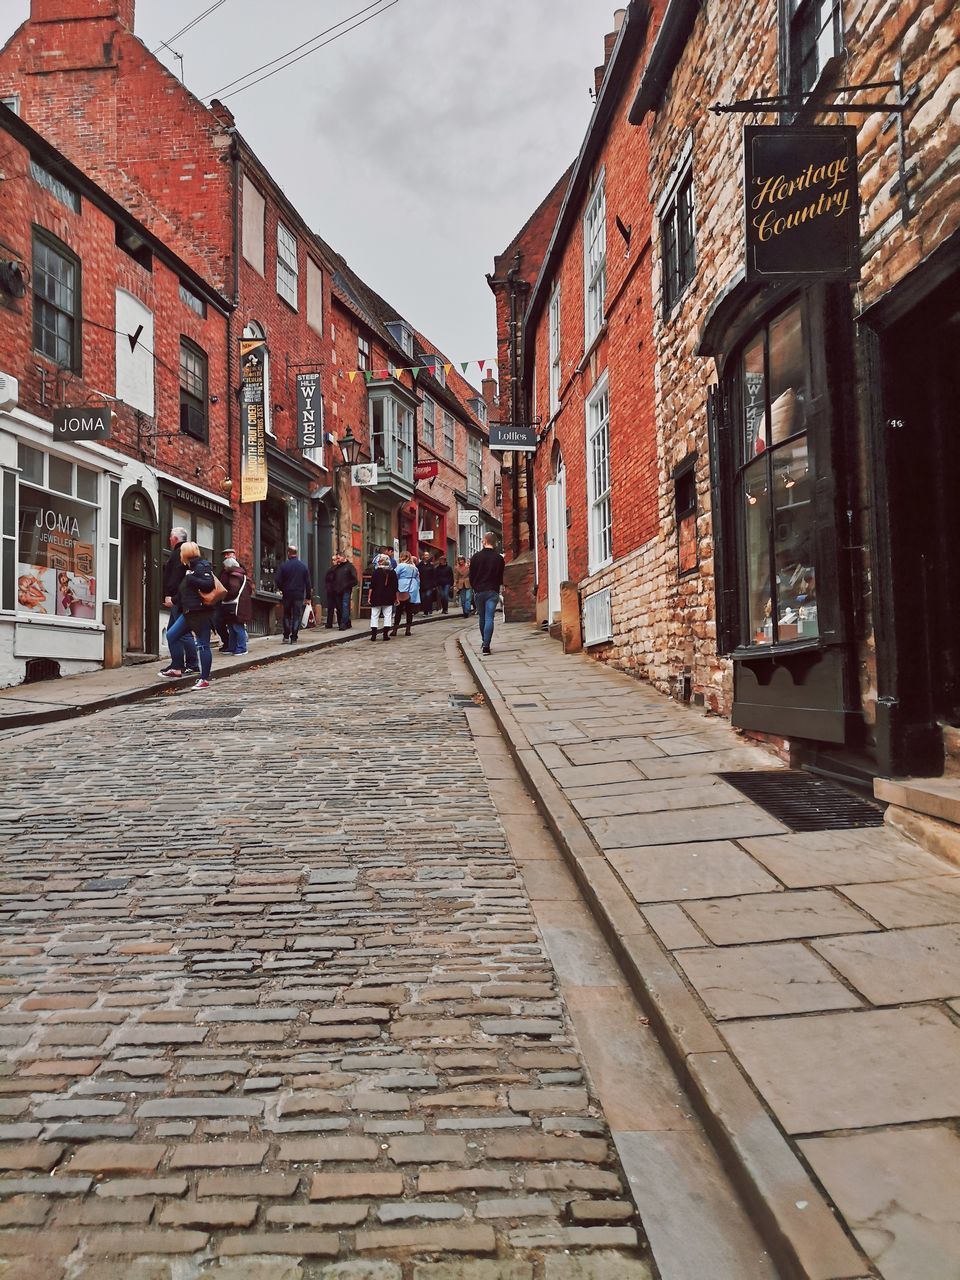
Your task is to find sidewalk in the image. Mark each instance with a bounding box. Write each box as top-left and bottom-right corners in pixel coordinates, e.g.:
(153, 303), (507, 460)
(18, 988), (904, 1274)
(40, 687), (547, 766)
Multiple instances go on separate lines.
(461, 623), (960, 1280)
(0, 611), (461, 730)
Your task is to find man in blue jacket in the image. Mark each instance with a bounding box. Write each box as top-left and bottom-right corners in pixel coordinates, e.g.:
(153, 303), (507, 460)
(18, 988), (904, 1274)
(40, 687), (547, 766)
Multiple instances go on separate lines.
(274, 545), (312, 644)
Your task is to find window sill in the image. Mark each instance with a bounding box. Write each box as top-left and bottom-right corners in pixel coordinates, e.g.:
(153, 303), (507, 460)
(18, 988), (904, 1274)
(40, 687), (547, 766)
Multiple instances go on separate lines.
(577, 322), (608, 375)
(732, 636), (824, 660)
(276, 292), (299, 315)
(663, 276), (696, 322)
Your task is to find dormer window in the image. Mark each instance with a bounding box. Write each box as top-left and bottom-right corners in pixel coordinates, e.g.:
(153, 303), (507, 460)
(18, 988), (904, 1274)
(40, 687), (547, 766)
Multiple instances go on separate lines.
(469, 397), (488, 426)
(387, 321), (413, 357)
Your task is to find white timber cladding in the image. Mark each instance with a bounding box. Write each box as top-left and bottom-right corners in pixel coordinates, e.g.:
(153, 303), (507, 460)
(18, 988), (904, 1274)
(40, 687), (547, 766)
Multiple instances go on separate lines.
(583, 586), (613, 646)
(583, 172), (606, 347)
(548, 283), (561, 416)
(276, 223), (298, 308)
(306, 258), (323, 333)
(586, 372), (612, 573)
(114, 290), (154, 416)
(241, 175), (265, 275)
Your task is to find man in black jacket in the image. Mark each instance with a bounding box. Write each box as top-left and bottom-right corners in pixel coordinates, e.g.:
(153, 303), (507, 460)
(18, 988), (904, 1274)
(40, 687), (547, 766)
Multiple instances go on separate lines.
(274, 545), (312, 643)
(434, 552), (454, 615)
(160, 525), (199, 676)
(418, 550), (436, 615)
(469, 533), (505, 655)
(333, 554), (359, 630)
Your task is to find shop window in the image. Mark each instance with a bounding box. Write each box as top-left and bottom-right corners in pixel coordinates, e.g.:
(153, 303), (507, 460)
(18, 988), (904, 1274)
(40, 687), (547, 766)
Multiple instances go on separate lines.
(32, 230), (81, 372)
(29, 158), (79, 213)
(583, 173), (606, 346)
(365, 503), (393, 567)
(16, 451), (99, 621)
(467, 434), (483, 498)
(1, 470), (16, 612)
(586, 376), (612, 572)
(661, 165), (696, 313)
(423, 395), (436, 449)
(277, 222), (298, 309)
(179, 338), (208, 442)
(782, 0), (843, 98)
(358, 334), (370, 371)
(713, 297), (819, 650)
(675, 457), (698, 576)
(107, 478), (120, 601)
(549, 283), (561, 415)
(442, 411), (455, 461)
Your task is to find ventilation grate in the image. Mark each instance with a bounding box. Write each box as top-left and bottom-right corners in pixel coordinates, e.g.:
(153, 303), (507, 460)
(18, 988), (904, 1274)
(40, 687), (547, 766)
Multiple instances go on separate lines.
(168, 705), (243, 721)
(23, 657), (61, 684)
(718, 770), (885, 832)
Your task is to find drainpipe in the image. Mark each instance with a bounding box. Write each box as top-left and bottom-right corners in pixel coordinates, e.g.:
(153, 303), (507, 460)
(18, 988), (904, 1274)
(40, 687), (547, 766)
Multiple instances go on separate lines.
(506, 255), (522, 558)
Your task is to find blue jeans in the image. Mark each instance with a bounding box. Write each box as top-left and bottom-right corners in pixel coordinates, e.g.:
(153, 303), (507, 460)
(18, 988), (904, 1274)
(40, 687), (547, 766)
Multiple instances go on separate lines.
(282, 596), (304, 639)
(458, 587), (473, 616)
(474, 590), (498, 651)
(339, 590), (352, 627)
(167, 601), (198, 669)
(166, 612), (212, 679)
(228, 620), (248, 654)
(437, 584), (451, 613)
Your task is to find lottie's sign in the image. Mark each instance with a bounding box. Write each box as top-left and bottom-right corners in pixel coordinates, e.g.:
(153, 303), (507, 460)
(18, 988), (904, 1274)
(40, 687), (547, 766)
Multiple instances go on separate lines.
(743, 125), (860, 282)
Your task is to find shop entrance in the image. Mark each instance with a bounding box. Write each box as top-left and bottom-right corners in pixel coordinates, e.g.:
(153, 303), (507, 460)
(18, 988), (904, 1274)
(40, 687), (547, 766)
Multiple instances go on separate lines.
(121, 486), (160, 658)
(876, 270), (960, 774)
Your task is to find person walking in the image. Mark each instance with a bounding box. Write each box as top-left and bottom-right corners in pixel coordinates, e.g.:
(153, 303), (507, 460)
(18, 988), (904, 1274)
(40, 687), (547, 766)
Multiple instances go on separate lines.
(214, 547), (238, 651)
(220, 555), (250, 655)
(418, 550), (436, 615)
(274, 545), (312, 644)
(324, 555), (341, 629)
(369, 553), (398, 641)
(162, 540), (216, 689)
(434, 552), (454, 615)
(392, 550), (420, 636)
(469, 533), (505, 655)
(454, 555), (472, 617)
(333, 553), (358, 630)
(160, 526), (199, 678)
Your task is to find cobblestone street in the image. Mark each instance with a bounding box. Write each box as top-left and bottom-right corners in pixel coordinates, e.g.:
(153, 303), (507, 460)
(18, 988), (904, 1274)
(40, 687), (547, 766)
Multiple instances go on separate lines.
(0, 621), (675, 1280)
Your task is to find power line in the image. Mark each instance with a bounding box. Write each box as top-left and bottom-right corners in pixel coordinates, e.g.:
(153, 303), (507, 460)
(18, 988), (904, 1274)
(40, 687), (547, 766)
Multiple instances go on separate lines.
(153, 0), (228, 54)
(204, 0), (399, 102)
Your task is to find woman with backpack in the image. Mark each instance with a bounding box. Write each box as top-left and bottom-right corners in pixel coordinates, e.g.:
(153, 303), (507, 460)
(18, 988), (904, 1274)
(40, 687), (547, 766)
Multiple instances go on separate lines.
(160, 541), (218, 689)
(220, 556), (250, 655)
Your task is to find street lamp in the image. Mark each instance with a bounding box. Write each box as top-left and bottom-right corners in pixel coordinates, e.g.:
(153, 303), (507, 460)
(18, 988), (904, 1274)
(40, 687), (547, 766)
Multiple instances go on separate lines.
(337, 428), (361, 468)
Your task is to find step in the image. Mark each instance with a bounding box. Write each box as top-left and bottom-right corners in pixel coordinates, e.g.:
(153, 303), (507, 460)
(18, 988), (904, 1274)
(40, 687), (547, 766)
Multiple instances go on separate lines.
(874, 776), (960, 826)
(943, 724), (960, 778)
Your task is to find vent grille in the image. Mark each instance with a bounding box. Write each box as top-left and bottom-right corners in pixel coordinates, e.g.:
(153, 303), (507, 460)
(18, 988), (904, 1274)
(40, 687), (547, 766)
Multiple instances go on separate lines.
(718, 770), (885, 832)
(583, 587), (613, 647)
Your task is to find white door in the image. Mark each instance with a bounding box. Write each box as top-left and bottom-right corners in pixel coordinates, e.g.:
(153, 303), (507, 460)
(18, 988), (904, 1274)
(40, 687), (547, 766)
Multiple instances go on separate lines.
(546, 465), (568, 620)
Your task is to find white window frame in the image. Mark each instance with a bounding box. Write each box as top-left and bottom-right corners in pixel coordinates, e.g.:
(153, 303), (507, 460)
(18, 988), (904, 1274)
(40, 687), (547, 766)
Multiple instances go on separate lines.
(423, 394), (436, 449)
(467, 434), (483, 497)
(442, 411), (455, 461)
(369, 392), (414, 482)
(433, 360), (447, 388)
(358, 334), (370, 371)
(583, 174), (606, 348)
(585, 374), (612, 573)
(1, 94), (20, 116)
(548, 282), (561, 416)
(276, 222), (298, 309)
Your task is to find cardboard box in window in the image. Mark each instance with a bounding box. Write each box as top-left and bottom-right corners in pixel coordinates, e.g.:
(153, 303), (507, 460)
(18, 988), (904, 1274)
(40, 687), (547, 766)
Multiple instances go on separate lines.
(779, 622), (799, 641)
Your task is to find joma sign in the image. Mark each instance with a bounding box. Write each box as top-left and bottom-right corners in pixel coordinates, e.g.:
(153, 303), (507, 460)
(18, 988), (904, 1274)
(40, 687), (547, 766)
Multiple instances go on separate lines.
(52, 406), (112, 440)
(743, 125), (860, 282)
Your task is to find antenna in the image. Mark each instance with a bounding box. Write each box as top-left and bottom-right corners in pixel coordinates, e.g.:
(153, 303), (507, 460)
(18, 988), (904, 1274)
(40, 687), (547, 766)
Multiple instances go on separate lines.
(157, 40), (185, 82)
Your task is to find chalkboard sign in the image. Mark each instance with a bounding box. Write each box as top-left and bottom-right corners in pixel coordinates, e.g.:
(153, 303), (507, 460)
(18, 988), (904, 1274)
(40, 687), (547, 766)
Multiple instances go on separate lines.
(360, 574), (373, 610)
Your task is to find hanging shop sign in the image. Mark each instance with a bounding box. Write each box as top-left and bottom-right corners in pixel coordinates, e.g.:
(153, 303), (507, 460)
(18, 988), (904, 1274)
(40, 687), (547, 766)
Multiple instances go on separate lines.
(296, 371), (322, 451)
(743, 125), (860, 282)
(52, 406), (111, 440)
(489, 423), (537, 451)
(414, 460), (439, 481)
(351, 463), (379, 487)
(239, 338), (268, 503)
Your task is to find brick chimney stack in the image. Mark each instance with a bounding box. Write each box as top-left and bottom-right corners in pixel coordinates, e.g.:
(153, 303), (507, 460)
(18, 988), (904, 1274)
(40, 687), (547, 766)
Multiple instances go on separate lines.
(594, 8), (627, 96)
(482, 372), (498, 419)
(31, 0), (134, 29)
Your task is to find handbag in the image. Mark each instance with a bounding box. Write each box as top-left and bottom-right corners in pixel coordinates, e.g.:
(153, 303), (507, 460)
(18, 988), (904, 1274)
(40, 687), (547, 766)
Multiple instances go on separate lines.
(199, 573), (228, 606)
(397, 591), (411, 603)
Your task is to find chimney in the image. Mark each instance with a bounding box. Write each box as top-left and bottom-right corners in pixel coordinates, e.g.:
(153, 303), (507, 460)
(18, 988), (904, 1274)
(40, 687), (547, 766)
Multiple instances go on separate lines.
(482, 372), (498, 418)
(594, 8), (627, 96)
(31, 0), (134, 29)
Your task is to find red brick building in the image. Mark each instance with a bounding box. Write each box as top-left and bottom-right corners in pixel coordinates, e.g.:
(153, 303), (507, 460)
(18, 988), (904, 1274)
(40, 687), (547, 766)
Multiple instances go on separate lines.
(0, 101), (231, 685)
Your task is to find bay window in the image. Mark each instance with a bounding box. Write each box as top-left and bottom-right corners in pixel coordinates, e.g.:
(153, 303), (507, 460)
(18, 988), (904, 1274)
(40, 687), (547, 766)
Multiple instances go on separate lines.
(369, 393), (414, 482)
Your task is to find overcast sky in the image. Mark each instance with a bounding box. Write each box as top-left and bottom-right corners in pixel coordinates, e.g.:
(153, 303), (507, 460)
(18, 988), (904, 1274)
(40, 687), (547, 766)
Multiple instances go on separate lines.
(6, 0), (623, 377)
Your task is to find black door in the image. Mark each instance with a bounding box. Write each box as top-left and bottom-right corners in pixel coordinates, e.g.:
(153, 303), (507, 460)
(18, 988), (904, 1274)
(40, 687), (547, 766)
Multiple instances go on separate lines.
(878, 273), (960, 772)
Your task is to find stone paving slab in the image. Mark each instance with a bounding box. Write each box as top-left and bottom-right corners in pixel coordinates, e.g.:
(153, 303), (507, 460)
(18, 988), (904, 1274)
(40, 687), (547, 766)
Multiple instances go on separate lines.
(0, 620), (652, 1278)
(460, 622), (960, 1280)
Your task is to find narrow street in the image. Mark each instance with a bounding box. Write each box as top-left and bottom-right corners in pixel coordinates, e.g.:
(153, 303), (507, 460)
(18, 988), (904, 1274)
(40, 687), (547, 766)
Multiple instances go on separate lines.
(0, 620), (774, 1280)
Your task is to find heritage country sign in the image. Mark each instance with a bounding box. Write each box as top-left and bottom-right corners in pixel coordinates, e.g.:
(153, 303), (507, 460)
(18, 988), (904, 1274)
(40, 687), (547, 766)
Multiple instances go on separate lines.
(743, 125), (860, 282)
(52, 406), (111, 440)
(489, 423), (537, 451)
(296, 372), (322, 451)
(239, 338), (268, 503)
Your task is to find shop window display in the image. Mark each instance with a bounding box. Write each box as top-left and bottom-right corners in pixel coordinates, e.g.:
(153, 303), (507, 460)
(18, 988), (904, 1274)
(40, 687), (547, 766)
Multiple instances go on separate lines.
(18, 485), (97, 619)
(735, 300), (818, 646)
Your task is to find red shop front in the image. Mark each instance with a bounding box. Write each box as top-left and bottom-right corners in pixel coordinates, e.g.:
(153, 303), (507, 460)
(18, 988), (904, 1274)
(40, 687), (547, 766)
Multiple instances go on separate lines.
(415, 491), (448, 559)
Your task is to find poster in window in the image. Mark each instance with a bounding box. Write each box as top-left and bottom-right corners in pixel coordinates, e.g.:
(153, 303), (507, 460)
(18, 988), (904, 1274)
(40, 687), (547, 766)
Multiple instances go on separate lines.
(18, 487), (97, 618)
(239, 338), (268, 503)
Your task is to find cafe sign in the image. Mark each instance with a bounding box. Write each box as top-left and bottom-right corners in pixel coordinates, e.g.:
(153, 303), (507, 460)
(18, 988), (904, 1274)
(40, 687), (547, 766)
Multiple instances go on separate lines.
(489, 423), (537, 452)
(743, 125), (860, 282)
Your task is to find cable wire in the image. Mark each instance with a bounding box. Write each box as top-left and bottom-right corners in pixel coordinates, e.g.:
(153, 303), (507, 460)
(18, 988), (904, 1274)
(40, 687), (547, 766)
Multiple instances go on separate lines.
(153, 0), (228, 54)
(204, 0), (398, 102)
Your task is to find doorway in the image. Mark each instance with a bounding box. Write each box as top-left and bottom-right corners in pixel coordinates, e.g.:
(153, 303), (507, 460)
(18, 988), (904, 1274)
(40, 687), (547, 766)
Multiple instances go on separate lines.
(121, 486), (160, 659)
(546, 453), (568, 621)
(876, 270), (960, 773)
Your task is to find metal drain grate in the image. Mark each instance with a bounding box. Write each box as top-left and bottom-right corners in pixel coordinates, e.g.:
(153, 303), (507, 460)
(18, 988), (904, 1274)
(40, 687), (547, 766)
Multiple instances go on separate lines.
(449, 693), (476, 708)
(168, 705), (243, 721)
(718, 770), (885, 832)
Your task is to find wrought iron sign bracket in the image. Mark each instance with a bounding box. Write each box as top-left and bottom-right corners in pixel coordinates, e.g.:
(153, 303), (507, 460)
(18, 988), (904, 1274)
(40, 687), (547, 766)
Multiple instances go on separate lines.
(710, 76), (911, 117)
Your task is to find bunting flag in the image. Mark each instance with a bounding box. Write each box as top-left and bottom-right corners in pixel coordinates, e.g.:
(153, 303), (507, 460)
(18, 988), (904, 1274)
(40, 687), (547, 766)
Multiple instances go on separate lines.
(340, 358), (498, 383)
(348, 370), (357, 383)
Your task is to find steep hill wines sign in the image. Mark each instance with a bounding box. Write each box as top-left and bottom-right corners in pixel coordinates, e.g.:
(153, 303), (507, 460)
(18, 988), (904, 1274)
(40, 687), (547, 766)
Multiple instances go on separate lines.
(744, 125), (860, 282)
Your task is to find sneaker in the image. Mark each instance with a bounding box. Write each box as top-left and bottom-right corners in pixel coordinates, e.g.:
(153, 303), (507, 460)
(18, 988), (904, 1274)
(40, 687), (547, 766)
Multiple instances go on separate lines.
(158, 667), (182, 679)
(290, 635), (298, 643)
(481, 647), (492, 655)
(183, 666), (201, 676)
(192, 679), (211, 690)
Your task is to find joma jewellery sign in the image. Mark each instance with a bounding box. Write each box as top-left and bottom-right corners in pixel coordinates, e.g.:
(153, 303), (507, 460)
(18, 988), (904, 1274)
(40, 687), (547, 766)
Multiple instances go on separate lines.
(743, 125), (860, 282)
(52, 406), (112, 440)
